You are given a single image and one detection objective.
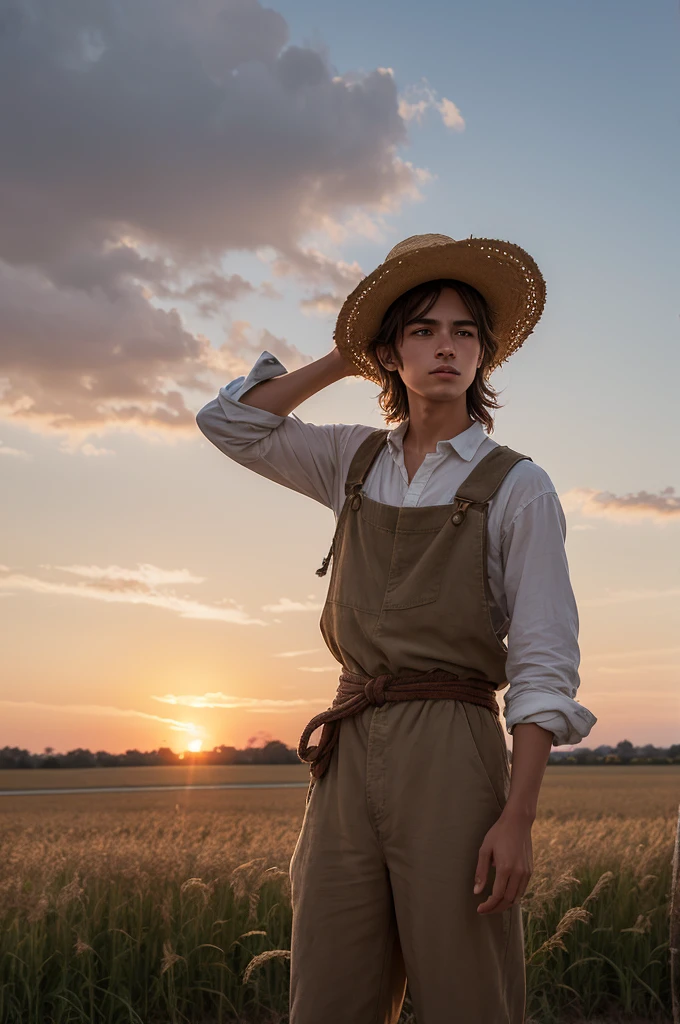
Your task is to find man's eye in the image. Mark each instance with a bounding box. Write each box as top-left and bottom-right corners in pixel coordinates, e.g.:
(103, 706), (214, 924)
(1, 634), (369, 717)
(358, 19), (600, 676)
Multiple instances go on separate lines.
(412, 328), (474, 337)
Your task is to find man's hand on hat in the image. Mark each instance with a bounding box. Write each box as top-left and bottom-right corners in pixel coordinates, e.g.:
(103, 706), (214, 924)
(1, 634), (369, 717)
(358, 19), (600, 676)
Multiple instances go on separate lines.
(330, 344), (361, 378)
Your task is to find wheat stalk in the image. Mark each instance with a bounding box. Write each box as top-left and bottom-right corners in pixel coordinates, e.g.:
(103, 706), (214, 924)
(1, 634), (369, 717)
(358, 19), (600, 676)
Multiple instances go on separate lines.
(242, 949), (291, 985)
(160, 940), (185, 975)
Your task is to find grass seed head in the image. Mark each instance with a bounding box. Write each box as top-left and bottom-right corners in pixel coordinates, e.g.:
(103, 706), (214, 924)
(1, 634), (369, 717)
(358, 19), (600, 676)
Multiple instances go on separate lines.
(242, 949), (291, 985)
(160, 940), (185, 974)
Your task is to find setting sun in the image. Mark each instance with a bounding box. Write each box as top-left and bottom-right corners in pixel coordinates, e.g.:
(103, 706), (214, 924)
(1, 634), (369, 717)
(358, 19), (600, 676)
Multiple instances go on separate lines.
(187, 739), (202, 753)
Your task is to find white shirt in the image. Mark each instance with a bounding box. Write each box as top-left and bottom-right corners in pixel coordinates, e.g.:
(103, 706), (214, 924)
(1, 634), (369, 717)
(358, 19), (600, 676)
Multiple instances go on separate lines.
(196, 349), (598, 747)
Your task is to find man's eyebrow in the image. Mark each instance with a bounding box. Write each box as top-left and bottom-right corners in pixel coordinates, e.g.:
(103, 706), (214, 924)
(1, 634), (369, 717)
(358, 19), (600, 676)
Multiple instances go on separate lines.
(405, 317), (478, 328)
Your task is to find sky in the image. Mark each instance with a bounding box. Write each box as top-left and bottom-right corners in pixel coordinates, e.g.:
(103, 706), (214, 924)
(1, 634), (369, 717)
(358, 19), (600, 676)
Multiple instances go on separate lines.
(1, 0), (679, 755)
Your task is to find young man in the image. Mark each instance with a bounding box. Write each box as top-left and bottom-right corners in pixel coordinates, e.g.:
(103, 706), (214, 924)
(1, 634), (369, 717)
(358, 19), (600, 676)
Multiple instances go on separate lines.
(196, 233), (597, 1024)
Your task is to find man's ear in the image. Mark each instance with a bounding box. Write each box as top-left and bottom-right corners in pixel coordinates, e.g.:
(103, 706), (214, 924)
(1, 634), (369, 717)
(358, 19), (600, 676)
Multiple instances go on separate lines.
(376, 343), (396, 371)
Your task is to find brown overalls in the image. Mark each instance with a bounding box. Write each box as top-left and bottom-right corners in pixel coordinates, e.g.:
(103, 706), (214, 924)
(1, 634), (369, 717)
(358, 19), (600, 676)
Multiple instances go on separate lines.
(289, 429), (531, 1024)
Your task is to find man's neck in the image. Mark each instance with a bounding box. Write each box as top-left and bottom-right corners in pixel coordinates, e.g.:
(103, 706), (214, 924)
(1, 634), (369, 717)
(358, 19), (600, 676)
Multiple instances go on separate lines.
(402, 396), (474, 455)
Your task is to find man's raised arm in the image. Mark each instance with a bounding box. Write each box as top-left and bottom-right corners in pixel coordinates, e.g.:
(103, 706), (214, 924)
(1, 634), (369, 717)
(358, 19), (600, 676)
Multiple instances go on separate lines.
(194, 347), (371, 513)
(239, 346), (355, 416)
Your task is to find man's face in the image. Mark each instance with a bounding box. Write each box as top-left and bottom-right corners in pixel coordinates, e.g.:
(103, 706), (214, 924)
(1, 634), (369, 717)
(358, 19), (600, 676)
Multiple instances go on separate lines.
(376, 287), (482, 404)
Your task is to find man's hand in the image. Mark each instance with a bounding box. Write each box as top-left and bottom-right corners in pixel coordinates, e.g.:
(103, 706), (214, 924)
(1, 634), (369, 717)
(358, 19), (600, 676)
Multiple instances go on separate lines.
(473, 809), (534, 914)
(331, 344), (361, 378)
(472, 721), (552, 914)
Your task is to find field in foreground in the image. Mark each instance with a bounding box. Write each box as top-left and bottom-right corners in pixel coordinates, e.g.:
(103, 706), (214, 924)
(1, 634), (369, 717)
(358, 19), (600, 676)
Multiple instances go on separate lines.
(0, 764), (311, 791)
(0, 766), (678, 1023)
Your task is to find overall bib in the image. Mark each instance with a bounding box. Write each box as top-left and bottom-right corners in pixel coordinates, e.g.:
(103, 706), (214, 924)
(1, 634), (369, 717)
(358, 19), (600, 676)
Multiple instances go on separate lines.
(289, 429), (531, 1024)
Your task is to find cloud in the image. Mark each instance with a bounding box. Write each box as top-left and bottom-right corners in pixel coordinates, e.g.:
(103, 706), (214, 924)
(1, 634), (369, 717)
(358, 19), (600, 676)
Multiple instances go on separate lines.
(268, 246), (365, 315)
(0, 700), (200, 736)
(153, 271), (262, 318)
(298, 292), (347, 316)
(299, 666), (341, 673)
(78, 442), (116, 457)
(561, 486), (680, 523)
(272, 648), (324, 658)
(152, 691), (326, 711)
(0, 562), (266, 625)
(594, 663), (680, 674)
(0, 0), (438, 443)
(0, 441), (31, 459)
(214, 322), (313, 379)
(397, 79), (466, 132)
(46, 563), (206, 586)
(270, 247), (365, 292)
(261, 596), (325, 612)
(0, 257), (214, 443)
(584, 644), (680, 661)
(579, 586), (680, 608)
(437, 97), (466, 131)
(2, 2), (420, 257)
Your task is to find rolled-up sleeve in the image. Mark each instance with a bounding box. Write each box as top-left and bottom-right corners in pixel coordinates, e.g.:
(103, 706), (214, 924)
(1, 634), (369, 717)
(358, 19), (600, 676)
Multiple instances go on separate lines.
(195, 350), (372, 513)
(500, 489), (598, 746)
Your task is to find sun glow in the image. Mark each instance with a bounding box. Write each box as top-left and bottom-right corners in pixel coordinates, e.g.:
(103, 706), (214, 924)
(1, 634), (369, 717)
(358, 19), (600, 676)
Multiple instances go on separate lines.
(187, 739), (202, 753)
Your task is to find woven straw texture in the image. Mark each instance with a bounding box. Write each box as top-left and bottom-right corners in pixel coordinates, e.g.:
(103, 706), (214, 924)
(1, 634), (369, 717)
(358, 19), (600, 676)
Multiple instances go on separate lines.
(333, 233), (546, 383)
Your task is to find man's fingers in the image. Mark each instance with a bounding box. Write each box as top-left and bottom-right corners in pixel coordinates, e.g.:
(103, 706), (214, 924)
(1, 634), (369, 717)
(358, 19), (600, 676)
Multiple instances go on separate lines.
(477, 869), (511, 913)
(477, 870), (530, 913)
(473, 845), (492, 894)
(503, 880), (522, 906)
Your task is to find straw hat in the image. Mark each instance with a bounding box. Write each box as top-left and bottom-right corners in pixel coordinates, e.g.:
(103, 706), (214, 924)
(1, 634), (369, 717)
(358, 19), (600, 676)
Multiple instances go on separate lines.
(333, 233), (546, 383)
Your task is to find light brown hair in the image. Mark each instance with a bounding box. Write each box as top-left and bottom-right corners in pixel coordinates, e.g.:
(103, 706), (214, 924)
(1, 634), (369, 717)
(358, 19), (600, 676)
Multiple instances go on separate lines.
(365, 278), (505, 432)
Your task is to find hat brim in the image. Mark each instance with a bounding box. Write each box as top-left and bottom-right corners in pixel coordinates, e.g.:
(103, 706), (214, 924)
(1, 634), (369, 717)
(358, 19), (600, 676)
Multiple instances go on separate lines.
(333, 237), (546, 383)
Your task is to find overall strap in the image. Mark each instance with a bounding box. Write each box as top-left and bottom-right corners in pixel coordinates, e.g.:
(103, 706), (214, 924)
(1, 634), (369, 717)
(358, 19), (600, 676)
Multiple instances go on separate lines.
(454, 446), (532, 505)
(344, 429), (390, 496)
(315, 428), (388, 577)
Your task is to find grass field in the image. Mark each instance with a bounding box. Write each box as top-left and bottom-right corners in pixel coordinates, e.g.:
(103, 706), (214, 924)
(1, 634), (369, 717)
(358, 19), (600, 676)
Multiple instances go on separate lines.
(0, 764), (311, 791)
(0, 766), (678, 1023)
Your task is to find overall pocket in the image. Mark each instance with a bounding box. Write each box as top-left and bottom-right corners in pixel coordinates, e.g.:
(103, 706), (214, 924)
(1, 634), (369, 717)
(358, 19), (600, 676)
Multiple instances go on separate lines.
(460, 702), (507, 814)
(380, 506), (463, 610)
(325, 499), (398, 614)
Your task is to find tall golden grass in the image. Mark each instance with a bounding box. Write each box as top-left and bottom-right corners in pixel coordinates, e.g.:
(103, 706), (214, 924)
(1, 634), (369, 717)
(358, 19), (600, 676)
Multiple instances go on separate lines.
(0, 768), (676, 1023)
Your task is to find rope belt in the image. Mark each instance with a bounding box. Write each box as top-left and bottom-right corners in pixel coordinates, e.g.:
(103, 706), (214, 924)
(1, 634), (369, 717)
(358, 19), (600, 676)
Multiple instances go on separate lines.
(297, 667), (500, 780)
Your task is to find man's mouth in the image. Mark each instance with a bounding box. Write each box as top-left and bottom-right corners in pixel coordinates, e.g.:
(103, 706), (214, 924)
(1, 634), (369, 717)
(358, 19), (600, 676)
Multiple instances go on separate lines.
(430, 367), (461, 376)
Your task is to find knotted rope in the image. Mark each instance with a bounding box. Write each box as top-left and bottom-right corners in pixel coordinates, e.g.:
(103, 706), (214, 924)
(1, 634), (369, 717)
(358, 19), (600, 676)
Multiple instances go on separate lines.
(298, 667), (499, 780)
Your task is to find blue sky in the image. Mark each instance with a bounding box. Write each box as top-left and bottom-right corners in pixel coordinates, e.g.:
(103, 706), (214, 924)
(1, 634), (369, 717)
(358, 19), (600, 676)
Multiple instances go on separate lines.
(1, 0), (678, 753)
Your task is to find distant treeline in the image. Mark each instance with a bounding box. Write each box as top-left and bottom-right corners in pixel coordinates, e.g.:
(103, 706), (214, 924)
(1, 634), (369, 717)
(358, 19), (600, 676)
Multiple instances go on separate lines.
(0, 742), (299, 769)
(0, 738), (679, 769)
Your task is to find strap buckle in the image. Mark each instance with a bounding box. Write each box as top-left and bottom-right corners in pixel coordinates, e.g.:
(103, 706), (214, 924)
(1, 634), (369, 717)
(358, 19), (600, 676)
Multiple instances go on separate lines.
(451, 498), (472, 526)
(349, 483), (363, 511)
(315, 540), (334, 577)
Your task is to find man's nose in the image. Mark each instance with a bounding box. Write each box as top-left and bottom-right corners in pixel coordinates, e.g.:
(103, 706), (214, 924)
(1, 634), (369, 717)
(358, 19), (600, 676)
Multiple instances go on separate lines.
(436, 334), (456, 355)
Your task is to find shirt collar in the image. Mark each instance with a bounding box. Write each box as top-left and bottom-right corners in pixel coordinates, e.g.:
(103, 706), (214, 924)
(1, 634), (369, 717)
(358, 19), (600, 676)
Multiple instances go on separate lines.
(386, 417), (488, 463)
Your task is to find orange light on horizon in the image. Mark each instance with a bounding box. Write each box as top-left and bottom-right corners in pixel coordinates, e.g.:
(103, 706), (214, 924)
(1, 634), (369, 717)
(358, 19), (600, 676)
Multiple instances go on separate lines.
(187, 739), (203, 753)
